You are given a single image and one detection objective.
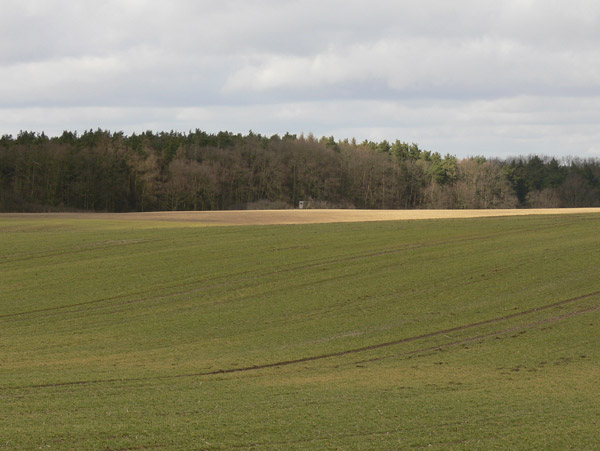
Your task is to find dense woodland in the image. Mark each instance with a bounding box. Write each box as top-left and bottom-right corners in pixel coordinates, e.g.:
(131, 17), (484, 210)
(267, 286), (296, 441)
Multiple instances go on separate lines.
(1, 129), (599, 212)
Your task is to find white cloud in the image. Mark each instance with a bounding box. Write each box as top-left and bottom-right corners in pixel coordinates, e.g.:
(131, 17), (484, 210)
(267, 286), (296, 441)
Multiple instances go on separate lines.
(224, 35), (600, 98)
(1, 0), (600, 158)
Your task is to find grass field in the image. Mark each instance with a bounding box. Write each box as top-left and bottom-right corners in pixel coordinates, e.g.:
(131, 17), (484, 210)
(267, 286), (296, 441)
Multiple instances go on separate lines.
(1, 211), (600, 449)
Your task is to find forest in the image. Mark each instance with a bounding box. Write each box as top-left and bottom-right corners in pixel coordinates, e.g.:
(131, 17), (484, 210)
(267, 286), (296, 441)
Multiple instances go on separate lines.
(1, 129), (599, 212)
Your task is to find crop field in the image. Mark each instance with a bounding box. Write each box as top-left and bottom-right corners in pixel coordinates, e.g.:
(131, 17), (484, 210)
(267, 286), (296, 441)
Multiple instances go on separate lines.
(4, 207), (600, 226)
(1, 210), (600, 449)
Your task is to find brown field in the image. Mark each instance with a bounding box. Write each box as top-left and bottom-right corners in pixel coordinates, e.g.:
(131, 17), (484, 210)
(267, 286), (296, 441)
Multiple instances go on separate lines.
(3, 207), (600, 226)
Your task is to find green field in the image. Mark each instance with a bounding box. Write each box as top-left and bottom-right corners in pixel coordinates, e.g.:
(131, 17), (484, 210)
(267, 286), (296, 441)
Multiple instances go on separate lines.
(1, 213), (599, 449)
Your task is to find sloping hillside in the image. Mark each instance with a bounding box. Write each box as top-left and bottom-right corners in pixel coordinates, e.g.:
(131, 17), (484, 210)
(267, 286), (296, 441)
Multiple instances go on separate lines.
(1, 212), (599, 449)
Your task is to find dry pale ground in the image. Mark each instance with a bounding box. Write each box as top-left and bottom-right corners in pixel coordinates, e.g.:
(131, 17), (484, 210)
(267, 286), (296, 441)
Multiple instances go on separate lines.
(3, 208), (600, 226)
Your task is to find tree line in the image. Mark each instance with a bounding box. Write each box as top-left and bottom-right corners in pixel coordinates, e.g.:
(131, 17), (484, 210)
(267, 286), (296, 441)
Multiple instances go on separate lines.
(1, 129), (599, 212)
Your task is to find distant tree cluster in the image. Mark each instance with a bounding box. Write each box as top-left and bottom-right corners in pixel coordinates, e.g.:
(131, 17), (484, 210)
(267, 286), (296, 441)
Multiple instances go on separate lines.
(1, 129), (599, 212)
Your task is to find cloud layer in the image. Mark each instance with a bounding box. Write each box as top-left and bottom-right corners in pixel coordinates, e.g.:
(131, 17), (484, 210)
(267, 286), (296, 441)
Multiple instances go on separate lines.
(1, 0), (600, 157)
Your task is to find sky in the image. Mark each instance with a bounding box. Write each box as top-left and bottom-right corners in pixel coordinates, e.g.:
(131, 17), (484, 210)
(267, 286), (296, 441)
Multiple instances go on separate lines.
(1, 0), (600, 159)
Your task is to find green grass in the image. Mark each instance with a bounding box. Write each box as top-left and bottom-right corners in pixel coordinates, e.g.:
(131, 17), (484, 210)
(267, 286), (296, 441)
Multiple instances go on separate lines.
(1, 213), (600, 449)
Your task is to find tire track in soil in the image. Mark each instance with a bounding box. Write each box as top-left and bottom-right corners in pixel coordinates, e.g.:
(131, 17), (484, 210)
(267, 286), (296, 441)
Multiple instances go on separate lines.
(228, 429), (411, 449)
(353, 302), (600, 365)
(0, 238), (162, 266)
(0, 229), (525, 321)
(5, 290), (599, 391)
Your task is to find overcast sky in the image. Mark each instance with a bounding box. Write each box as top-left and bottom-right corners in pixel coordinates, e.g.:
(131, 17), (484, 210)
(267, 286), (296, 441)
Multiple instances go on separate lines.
(2, 0), (600, 158)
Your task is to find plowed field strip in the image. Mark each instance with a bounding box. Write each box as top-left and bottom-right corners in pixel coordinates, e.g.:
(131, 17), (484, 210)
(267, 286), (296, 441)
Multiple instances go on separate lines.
(6, 290), (599, 390)
(4, 208), (600, 225)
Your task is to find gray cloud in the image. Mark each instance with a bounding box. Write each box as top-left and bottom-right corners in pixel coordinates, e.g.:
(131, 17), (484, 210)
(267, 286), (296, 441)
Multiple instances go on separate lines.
(1, 0), (600, 158)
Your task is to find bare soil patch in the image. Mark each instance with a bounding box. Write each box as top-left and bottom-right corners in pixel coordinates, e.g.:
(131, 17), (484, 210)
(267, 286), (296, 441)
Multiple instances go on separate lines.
(2, 208), (600, 226)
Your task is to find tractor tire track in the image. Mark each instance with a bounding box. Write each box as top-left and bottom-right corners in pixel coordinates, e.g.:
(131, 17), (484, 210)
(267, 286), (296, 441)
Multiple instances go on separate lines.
(0, 238), (162, 266)
(0, 230), (518, 321)
(354, 302), (600, 365)
(5, 290), (600, 391)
